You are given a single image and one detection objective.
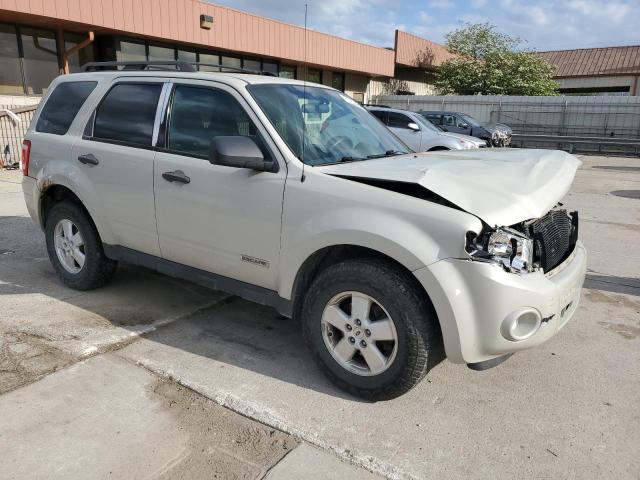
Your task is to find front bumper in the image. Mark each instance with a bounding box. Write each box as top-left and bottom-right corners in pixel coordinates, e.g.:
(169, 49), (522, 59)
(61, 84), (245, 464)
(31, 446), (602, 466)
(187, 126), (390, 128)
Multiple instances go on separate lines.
(414, 241), (587, 364)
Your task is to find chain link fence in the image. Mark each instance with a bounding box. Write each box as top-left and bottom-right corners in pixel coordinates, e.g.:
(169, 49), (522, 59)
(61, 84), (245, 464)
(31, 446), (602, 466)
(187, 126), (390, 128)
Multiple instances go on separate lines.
(371, 95), (640, 156)
(1, 106), (37, 169)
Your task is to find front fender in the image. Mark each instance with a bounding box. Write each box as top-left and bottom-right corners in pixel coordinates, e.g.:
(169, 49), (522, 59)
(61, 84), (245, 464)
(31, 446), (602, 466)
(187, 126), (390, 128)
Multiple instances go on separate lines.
(277, 205), (468, 300)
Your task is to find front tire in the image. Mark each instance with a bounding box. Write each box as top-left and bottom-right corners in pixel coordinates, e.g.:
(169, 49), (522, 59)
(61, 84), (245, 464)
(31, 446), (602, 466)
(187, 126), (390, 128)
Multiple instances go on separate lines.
(301, 258), (440, 400)
(45, 201), (117, 290)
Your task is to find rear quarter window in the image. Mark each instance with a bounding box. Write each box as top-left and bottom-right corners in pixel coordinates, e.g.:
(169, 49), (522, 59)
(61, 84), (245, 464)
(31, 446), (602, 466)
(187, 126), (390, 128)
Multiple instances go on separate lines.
(35, 81), (97, 135)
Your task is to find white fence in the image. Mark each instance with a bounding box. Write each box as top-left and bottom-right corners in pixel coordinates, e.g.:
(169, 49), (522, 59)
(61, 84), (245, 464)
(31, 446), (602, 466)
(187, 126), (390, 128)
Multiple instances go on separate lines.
(371, 95), (640, 154)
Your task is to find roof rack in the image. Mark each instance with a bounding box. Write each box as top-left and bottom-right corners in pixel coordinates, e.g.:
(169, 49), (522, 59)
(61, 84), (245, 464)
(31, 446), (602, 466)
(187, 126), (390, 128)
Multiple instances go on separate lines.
(80, 60), (278, 76)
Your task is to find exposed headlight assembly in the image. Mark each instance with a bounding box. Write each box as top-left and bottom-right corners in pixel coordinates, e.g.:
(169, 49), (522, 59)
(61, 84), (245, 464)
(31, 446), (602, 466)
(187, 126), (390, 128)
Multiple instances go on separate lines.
(466, 227), (534, 274)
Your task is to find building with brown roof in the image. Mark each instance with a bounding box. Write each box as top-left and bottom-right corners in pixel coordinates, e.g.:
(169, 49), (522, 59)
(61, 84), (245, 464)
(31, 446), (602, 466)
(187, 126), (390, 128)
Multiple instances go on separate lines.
(538, 45), (640, 96)
(0, 0), (448, 104)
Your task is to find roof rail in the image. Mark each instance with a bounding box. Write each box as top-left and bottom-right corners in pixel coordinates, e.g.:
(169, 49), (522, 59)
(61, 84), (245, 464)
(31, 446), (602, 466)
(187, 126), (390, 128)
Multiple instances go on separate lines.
(82, 61), (196, 72)
(192, 62), (277, 76)
(80, 60), (278, 76)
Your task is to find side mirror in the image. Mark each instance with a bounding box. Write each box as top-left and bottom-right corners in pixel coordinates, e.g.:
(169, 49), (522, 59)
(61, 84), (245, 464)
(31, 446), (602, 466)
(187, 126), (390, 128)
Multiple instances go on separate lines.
(209, 136), (275, 172)
(407, 122), (420, 132)
(459, 122), (469, 129)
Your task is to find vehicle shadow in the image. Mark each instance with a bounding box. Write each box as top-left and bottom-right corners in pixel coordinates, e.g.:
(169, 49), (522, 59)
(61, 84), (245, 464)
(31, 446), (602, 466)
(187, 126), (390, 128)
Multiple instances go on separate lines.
(0, 215), (444, 402)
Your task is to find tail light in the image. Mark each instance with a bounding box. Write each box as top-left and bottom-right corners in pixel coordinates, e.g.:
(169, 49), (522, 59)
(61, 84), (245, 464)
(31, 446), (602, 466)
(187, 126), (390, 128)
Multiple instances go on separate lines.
(21, 140), (31, 176)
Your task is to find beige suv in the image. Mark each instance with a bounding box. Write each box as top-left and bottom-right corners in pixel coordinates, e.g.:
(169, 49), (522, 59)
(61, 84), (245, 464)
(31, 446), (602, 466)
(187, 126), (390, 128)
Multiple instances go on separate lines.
(21, 63), (587, 400)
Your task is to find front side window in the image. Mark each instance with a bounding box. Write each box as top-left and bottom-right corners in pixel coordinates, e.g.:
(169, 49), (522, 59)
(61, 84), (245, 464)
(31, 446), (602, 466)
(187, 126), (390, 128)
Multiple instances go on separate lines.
(459, 114), (480, 127)
(93, 83), (162, 146)
(248, 84), (410, 166)
(442, 114), (456, 127)
(167, 85), (261, 158)
(37, 81), (97, 135)
(387, 112), (412, 129)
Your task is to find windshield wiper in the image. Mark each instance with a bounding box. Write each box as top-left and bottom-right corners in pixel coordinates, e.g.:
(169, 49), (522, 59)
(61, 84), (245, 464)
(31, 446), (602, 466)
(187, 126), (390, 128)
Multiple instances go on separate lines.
(366, 150), (403, 159)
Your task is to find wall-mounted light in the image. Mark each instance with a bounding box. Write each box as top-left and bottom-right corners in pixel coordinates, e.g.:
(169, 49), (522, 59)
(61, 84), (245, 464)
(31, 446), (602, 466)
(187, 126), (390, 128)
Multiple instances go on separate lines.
(200, 14), (213, 30)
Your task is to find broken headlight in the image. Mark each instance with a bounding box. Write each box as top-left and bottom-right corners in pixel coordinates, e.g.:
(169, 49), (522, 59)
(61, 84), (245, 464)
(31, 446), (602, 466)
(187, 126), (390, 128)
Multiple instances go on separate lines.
(466, 227), (534, 274)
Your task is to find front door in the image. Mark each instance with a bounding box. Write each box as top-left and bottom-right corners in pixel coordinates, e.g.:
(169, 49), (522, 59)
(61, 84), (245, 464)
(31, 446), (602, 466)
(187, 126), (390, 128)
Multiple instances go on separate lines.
(153, 82), (286, 289)
(387, 112), (422, 151)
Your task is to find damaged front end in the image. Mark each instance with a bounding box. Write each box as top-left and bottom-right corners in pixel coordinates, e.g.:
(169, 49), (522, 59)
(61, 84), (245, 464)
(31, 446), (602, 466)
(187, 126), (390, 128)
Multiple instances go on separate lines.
(466, 208), (579, 274)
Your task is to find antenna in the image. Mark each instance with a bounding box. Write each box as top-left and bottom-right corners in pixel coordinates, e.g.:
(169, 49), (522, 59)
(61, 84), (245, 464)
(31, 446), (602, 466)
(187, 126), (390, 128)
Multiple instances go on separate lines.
(300, 3), (308, 183)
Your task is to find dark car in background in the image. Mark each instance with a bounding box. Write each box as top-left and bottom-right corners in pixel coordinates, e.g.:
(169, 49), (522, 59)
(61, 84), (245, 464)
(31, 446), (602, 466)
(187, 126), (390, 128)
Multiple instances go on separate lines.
(419, 111), (512, 147)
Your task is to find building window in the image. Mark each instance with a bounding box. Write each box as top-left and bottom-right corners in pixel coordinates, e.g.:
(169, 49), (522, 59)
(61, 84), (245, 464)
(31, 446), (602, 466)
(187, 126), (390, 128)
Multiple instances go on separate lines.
(243, 58), (261, 72)
(306, 68), (322, 84)
(119, 40), (146, 62)
(0, 24), (23, 94)
(279, 65), (296, 79)
(177, 49), (197, 64)
(332, 72), (345, 91)
(221, 55), (241, 72)
(198, 52), (220, 71)
(147, 44), (174, 61)
(64, 32), (95, 73)
(262, 61), (279, 76)
(20, 27), (60, 95)
(352, 92), (365, 104)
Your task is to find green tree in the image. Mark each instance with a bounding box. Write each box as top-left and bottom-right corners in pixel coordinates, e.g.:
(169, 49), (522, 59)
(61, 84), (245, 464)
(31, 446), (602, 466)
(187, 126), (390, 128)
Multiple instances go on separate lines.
(434, 23), (558, 96)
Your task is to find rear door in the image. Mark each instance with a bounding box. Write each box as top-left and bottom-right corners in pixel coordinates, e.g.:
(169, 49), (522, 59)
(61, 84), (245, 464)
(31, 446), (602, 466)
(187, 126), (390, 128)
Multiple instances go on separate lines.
(387, 112), (421, 151)
(153, 81), (286, 289)
(71, 79), (165, 256)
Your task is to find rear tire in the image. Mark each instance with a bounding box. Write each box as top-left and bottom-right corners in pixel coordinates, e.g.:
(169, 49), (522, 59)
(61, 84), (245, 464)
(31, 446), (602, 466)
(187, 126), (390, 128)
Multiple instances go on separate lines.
(45, 201), (117, 290)
(301, 258), (440, 401)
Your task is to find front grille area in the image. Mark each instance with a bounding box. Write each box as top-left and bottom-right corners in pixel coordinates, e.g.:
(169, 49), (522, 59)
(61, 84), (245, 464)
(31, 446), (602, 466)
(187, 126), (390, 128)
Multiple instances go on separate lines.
(527, 209), (578, 272)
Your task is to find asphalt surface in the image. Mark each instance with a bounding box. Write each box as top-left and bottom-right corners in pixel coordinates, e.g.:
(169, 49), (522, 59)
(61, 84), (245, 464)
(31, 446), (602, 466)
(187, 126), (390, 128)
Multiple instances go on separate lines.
(1, 154), (639, 479)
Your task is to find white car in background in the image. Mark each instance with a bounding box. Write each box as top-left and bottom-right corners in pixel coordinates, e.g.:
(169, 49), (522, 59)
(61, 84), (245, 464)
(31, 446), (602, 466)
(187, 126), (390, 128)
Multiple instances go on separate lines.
(367, 106), (486, 152)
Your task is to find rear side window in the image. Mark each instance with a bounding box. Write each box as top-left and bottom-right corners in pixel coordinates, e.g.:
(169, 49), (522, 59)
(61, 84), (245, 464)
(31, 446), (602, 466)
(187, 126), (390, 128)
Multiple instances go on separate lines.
(93, 83), (162, 146)
(167, 85), (261, 158)
(425, 114), (442, 125)
(36, 81), (97, 135)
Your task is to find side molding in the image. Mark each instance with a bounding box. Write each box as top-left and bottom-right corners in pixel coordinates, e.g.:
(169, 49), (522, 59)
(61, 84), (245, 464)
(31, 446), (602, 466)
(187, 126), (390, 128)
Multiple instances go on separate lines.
(103, 245), (293, 316)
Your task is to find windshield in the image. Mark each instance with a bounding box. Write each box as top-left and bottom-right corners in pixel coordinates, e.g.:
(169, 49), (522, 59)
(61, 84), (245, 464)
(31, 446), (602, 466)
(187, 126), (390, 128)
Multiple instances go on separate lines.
(248, 84), (411, 165)
(460, 114), (481, 127)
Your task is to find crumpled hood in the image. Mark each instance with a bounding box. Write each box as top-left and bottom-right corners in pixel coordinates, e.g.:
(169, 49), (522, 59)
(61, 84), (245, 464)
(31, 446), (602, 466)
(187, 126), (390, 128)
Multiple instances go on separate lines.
(316, 148), (581, 227)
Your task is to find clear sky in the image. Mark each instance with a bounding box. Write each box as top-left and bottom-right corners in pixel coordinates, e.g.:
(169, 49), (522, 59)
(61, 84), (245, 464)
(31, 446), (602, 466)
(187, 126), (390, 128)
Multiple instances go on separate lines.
(211, 0), (640, 51)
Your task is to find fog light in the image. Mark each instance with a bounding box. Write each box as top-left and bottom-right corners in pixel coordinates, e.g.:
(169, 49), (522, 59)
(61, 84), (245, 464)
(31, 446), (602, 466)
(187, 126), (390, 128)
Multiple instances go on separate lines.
(501, 308), (542, 341)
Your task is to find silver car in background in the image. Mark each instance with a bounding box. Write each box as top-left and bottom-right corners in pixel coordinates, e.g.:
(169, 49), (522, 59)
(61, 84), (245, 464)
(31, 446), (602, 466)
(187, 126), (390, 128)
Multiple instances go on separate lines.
(367, 106), (484, 152)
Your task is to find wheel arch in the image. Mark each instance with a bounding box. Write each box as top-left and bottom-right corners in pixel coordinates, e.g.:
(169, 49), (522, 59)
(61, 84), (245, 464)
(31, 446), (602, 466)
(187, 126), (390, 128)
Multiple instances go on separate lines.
(38, 182), (112, 245)
(287, 244), (438, 326)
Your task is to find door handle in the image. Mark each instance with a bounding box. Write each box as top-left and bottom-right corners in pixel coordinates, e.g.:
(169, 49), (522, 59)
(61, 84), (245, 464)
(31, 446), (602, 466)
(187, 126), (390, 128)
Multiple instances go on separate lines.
(162, 170), (190, 184)
(78, 153), (99, 165)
